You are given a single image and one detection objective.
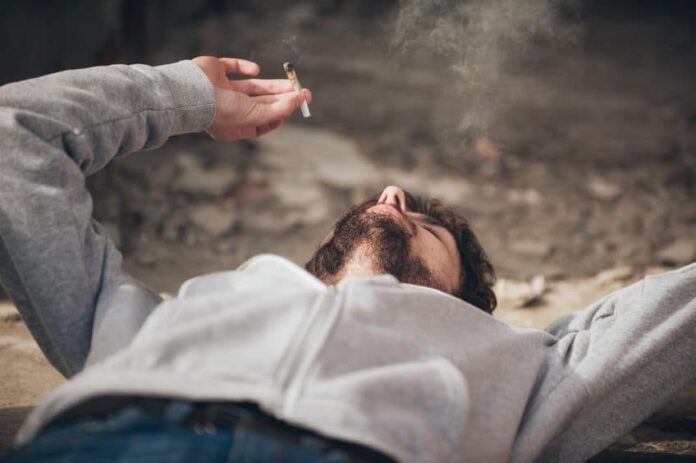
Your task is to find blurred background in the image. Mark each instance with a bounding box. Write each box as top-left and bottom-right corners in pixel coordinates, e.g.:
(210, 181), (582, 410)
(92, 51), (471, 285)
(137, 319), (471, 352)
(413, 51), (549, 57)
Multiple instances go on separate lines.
(1, 0), (695, 460)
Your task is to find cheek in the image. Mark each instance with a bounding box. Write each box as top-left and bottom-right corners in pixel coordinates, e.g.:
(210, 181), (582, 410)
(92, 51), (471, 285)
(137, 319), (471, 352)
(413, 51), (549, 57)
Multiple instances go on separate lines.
(413, 236), (451, 275)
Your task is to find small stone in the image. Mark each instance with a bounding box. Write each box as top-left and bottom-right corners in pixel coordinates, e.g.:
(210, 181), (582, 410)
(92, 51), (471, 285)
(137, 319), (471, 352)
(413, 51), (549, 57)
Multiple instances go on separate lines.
(596, 266), (635, 284)
(495, 275), (546, 307)
(657, 239), (696, 266)
(588, 176), (622, 201)
(189, 204), (236, 237)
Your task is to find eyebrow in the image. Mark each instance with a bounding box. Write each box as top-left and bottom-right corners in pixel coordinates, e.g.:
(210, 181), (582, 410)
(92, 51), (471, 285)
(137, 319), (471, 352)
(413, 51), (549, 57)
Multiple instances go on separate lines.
(423, 224), (442, 242)
(412, 213), (444, 228)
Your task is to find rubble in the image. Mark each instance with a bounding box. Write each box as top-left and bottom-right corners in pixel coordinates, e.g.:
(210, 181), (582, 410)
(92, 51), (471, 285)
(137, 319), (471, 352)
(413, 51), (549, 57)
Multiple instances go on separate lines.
(174, 152), (239, 196)
(383, 169), (474, 204)
(596, 266), (636, 284)
(505, 188), (543, 206)
(259, 126), (382, 190)
(657, 239), (696, 266)
(495, 275), (547, 308)
(188, 204), (236, 237)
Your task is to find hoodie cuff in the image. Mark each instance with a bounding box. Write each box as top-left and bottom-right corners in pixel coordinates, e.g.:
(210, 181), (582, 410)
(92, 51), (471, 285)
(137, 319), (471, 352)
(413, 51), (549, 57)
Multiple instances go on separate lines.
(154, 60), (216, 135)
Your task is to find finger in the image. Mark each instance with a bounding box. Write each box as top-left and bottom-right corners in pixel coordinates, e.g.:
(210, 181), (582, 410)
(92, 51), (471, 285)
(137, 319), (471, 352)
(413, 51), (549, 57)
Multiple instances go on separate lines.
(251, 89), (312, 105)
(301, 88), (313, 105)
(228, 79), (294, 96)
(247, 92), (307, 125)
(219, 58), (260, 76)
(251, 88), (312, 104)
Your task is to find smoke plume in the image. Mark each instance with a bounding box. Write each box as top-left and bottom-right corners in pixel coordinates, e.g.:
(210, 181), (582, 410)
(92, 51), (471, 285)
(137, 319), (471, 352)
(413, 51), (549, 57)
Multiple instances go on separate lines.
(393, 0), (578, 135)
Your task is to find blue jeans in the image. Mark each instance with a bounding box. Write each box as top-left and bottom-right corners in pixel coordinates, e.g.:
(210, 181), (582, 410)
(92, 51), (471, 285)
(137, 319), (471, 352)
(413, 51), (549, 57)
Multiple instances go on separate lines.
(2, 402), (355, 463)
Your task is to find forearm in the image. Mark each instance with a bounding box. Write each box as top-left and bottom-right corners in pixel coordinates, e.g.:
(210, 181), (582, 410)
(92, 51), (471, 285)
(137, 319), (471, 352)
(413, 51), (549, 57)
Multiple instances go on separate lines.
(0, 61), (215, 376)
(0, 60), (214, 173)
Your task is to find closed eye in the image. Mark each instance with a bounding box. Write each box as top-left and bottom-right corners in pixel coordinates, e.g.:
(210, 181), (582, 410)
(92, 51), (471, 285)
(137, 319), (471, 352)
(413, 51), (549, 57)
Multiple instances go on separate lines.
(423, 225), (441, 241)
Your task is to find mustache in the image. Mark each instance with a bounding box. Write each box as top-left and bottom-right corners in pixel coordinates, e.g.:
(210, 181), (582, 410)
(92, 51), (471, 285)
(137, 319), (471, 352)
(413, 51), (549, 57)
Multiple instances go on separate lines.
(333, 206), (411, 251)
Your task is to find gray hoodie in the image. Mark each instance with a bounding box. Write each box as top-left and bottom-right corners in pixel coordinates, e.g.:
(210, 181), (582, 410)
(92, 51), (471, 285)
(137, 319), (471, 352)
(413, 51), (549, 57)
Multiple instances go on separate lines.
(0, 60), (694, 463)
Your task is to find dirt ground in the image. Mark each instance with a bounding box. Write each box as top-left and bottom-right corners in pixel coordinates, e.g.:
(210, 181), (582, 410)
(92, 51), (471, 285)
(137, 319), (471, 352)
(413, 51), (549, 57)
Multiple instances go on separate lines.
(1, 1), (695, 460)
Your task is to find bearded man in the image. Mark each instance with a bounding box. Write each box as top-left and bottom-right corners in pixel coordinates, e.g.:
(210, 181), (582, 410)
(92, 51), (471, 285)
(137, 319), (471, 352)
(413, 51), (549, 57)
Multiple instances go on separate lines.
(0, 56), (694, 463)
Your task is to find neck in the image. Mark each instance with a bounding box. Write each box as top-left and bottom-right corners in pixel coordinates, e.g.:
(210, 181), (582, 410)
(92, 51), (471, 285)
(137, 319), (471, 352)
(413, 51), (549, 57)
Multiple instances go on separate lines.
(331, 245), (381, 284)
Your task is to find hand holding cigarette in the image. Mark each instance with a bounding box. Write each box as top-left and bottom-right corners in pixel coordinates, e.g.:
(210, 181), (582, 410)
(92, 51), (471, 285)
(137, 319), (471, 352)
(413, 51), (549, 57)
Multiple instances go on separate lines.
(193, 56), (312, 141)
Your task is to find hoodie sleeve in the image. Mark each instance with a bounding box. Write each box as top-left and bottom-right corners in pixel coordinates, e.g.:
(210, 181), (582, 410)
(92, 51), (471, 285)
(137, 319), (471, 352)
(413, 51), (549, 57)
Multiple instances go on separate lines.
(0, 60), (216, 377)
(512, 263), (696, 462)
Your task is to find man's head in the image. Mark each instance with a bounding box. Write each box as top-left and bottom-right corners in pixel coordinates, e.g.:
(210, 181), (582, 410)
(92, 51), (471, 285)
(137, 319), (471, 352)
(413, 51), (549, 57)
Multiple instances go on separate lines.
(305, 186), (497, 313)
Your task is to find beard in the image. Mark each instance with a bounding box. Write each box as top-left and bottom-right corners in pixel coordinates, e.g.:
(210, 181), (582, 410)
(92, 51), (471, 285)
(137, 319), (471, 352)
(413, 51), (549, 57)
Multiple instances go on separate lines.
(306, 202), (438, 289)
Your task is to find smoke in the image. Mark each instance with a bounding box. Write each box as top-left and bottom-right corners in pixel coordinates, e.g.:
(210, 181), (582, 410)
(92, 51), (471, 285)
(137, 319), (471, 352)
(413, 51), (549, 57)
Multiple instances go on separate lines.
(281, 35), (301, 56)
(393, 0), (579, 135)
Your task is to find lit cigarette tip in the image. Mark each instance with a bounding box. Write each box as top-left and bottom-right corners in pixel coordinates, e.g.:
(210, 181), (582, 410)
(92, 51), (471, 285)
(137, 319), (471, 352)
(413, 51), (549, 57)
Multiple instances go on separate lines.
(283, 61), (311, 119)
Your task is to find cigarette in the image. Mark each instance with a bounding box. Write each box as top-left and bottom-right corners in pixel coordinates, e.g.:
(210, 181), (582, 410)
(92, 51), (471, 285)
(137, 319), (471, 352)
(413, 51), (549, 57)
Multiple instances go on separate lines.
(283, 61), (311, 118)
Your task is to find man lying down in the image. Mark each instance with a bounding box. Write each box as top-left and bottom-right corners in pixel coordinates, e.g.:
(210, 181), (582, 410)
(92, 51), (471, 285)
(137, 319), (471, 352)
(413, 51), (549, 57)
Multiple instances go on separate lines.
(0, 56), (694, 463)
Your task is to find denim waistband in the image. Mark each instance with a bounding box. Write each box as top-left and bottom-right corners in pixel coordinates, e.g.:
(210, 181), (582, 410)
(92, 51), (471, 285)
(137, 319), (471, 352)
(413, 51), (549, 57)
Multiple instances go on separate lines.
(46, 395), (396, 463)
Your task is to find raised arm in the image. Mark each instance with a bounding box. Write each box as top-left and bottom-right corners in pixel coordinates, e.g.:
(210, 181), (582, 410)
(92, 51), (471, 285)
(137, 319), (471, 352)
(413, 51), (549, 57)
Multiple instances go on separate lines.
(513, 263), (696, 462)
(0, 57), (310, 377)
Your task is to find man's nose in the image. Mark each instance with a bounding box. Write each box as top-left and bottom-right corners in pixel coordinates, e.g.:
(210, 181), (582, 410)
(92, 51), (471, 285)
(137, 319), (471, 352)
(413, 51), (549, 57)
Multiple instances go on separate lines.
(378, 186), (407, 213)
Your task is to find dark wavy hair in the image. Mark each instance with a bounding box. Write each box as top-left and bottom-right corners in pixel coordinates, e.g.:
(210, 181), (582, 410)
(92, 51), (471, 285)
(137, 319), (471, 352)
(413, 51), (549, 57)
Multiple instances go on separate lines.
(306, 191), (497, 314)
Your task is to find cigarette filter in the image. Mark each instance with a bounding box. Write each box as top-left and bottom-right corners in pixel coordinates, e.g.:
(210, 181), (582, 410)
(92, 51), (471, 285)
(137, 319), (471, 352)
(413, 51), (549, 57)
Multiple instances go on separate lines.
(283, 61), (311, 118)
